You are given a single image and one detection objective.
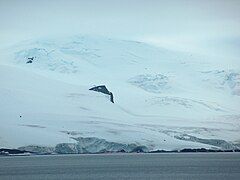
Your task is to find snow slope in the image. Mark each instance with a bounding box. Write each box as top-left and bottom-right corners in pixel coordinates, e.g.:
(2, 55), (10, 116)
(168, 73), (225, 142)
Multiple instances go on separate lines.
(0, 35), (239, 153)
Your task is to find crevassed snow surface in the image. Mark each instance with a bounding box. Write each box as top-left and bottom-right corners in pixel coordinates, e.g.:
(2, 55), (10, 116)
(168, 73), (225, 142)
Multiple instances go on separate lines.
(0, 35), (240, 152)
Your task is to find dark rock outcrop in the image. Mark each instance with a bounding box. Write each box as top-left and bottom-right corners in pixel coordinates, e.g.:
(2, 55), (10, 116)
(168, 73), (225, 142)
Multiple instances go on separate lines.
(89, 85), (114, 103)
(0, 148), (30, 155)
(26, 57), (34, 64)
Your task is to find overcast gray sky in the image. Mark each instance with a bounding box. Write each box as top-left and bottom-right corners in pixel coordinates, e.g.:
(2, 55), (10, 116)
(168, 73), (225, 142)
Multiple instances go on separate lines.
(0, 0), (239, 58)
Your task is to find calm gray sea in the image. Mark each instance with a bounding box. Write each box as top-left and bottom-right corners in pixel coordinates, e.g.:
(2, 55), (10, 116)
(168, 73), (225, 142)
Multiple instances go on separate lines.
(0, 153), (240, 180)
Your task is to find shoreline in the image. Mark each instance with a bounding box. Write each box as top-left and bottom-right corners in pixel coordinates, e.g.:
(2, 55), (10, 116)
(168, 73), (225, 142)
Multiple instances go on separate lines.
(1, 147), (240, 157)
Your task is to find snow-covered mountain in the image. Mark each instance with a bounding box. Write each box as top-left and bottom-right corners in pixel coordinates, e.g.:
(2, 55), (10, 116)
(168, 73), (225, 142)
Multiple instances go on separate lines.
(0, 35), (239, 153)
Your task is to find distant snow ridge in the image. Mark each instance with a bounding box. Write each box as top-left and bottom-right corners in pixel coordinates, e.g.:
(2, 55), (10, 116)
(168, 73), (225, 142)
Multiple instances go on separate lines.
(201, 70), (240, 95)
(128, 74), (170, 93)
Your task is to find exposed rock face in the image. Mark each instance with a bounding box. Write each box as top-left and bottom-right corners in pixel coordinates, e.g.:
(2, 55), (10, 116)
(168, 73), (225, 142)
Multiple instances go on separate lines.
(0, 148), (29, 155)
(16, 135), (240, 154)
(72, 137), (148, 153)
(89, 85), (114, 103)
(55, 137), (148, 154)
(26, 57), (34, 64)
(26, 60), (33, 64)
(18, 137), (149, 154)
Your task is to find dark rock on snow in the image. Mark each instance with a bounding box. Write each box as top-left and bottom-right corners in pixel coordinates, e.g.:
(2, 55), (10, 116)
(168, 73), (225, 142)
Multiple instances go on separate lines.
(89, 85), (114, 103)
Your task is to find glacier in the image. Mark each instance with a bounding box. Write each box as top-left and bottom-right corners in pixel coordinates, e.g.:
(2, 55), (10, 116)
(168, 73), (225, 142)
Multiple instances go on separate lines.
(0, 35), (239, 154)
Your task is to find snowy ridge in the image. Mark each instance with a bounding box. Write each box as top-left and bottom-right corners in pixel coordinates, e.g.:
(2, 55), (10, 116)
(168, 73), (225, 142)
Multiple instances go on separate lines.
(0, 35), (240, 153)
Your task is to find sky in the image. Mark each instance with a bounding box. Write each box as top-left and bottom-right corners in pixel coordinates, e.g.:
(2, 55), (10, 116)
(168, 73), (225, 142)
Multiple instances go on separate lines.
(0, 0), (240, 58)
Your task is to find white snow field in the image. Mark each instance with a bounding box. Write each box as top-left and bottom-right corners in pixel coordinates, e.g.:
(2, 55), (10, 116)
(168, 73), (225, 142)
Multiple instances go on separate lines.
(0, 35), (239, 153)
